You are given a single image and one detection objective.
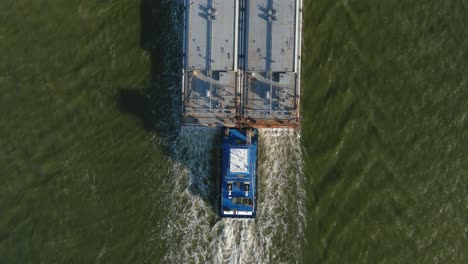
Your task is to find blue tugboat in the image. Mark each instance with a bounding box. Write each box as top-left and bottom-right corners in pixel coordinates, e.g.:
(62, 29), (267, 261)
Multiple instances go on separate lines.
(220, 128), (257, 218)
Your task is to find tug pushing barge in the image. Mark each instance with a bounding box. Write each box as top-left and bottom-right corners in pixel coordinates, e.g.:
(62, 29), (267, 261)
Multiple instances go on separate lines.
(182, 0), (303, 218)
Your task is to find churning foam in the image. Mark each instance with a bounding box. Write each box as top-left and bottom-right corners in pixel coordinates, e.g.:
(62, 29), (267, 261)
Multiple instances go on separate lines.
(158, 2), (305, 262)
(161, 128), (306, 264)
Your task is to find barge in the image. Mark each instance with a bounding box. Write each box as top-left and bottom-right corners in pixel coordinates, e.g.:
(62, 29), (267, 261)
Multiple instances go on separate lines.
(182, 0), (303, 218)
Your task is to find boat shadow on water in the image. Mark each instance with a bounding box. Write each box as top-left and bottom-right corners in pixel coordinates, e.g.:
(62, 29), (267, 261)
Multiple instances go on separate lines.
(118, 0), (179, 141)
(117, 0), (219, 214)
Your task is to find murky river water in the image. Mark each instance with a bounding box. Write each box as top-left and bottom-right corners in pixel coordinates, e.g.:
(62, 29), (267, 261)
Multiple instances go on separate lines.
(0, 0), (466, 263)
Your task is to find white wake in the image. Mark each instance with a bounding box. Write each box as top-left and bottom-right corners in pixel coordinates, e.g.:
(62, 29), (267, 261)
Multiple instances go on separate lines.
(157, 2), (306, 263)
(161, 128), (306, 264)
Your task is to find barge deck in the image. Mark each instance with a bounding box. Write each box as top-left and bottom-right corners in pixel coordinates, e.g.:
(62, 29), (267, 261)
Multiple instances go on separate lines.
(182, 0), (303, 128)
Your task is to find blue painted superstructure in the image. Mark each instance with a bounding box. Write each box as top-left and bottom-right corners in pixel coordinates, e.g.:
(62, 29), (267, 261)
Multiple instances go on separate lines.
(220, 128), (258, 218)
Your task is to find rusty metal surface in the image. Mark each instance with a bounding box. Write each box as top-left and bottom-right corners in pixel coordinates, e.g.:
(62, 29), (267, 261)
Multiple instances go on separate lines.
(182, 0), (303, 129)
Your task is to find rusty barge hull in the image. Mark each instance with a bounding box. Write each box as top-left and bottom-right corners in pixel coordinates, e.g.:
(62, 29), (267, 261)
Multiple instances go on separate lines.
(182, 0), (303, 129)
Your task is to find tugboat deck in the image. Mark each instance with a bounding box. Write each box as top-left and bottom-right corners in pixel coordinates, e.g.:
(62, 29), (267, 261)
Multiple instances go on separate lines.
(220, 128), (257, 218)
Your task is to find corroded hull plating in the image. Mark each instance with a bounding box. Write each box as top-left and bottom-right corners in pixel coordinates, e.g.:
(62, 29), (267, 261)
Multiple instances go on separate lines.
(182, 0), (303, 128)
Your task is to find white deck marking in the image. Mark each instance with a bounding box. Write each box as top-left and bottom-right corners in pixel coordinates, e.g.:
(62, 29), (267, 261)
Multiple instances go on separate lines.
(230, 148), (249, 173)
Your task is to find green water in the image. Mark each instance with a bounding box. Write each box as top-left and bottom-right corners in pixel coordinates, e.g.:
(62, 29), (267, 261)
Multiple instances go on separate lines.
(302, 1), (467, 263)
(1, 0), (466, 263)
